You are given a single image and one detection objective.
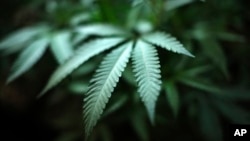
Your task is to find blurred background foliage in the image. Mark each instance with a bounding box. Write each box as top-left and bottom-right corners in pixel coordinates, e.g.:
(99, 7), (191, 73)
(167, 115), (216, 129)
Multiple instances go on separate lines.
(0, 0), (250, 141)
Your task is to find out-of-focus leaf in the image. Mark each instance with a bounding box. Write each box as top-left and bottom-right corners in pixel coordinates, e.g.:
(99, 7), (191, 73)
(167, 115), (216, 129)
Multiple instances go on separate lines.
(0, 25), (48, 52)
(201, 39), (229, 78)
(198, 96), (222, 141)
(216, 32), (245, 42)
(72, 33), (88, 46)
(46, 0), (58, 13)
(72, 61), (97, 77)
(126, 3), (143, 29)
(7, 37), (49, 83)
(75, 24), (126, 37)
(178, 76), (222, 94)
(103, 94), (128, 117)
(181, 65), (212, 77)
(165, 81), (179, 116)
(81, 0), (95, 6)
(50, 31), (74, 64)
(122, 65), (136, 86)
(165, 0), (194, 11)
(212, 99), (250, 124)
(132, 0), (145, 7)
(68, 80), (88, 94)
(135, 20), (153, 33)
(221, 88), (250, 101)
(98, 125), (113, 141)
(70, 13), (91, 26)
(130, 109), (149, 141)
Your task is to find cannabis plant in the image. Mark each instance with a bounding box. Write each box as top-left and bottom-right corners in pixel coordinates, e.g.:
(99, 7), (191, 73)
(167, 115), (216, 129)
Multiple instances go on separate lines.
(41, 24), (194, 137)
(0, 0), (193, 137)
(1, 0), (249, 141)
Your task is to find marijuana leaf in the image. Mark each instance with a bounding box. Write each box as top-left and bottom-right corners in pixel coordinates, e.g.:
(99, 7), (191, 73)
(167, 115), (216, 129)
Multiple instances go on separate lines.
(143, 32), (194, 57)
(132, 40), (162, 124)
(83, 42), (133, 137)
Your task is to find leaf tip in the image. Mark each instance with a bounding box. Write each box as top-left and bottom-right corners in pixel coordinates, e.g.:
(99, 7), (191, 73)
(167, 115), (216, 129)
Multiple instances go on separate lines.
(6, 77), (13, 85)
(188, 53), (195, 58)
(37, 87), (49, 99)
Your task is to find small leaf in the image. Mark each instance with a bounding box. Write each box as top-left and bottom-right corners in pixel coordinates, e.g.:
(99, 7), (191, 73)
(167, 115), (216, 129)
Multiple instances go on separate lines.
(40, 37), (125, 96)
(165, 81), (179, 116)
(0, 25), (48, 50)
(143, 32), (194, 57)
(83, 42), (133, 137)
(7, 37), (49, 83)
(132, 40), (162, 124)
(50, 31), (74, 64)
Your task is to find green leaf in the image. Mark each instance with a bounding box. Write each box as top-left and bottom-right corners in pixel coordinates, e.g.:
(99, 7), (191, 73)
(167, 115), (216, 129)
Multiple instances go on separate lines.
(122, 65), (137, 86)
(7, 37), (49, 83)
(68, 80), (88, 94)
(181, 65), (212, 77)
(73, 24), (126, 46)
(178, 76), (222, 94)
(70, 13), (90, 26)
(201, 39), (229, 78)
(165, 0), (194, 11)
(142, 32), (194, 57)
(130, 109), (149, 141)
(198, 96), (222, 141)
(83, 42), (133, 137)
(0, 25), (48, 51)
(75, 24), (126, 37)
(132, 40), (162, 124)
(40, 37), (125, 96)
(165, 81), (179, 116)
(102, 94), (128, 117)
(212, 99), (250, 124)
(50, 31), (74, 64)
(132, 0), (145, 7)
(216, 32), (244, 42)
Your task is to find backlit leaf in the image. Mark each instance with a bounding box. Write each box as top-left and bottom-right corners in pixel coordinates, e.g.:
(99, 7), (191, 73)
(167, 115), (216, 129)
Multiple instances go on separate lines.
(132, 40), (161, 124)
(143, 32), (194, 57)
(83, 42), (132, 137)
